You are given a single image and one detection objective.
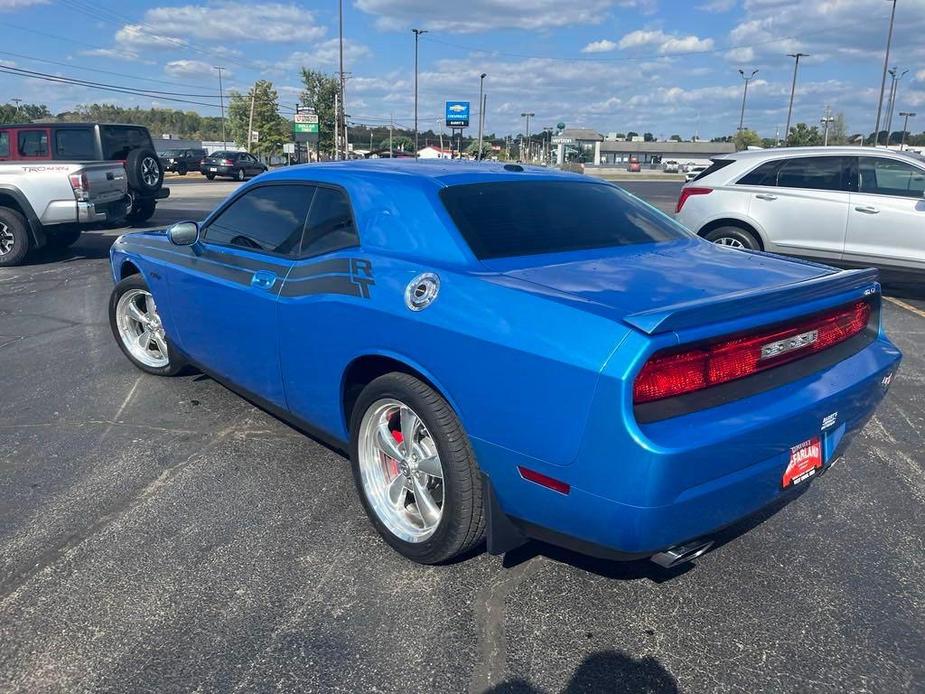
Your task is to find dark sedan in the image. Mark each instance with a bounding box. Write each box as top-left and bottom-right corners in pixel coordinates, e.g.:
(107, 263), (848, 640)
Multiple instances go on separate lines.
(200, 151), (267, 181)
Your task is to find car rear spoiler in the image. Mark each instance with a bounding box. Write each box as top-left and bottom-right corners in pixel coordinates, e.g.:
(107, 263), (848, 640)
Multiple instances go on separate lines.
(622, 267), (880, 335)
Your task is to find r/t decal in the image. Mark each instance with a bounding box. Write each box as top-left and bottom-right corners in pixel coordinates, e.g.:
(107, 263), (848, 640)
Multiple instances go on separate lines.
(350, 258), (375, 299)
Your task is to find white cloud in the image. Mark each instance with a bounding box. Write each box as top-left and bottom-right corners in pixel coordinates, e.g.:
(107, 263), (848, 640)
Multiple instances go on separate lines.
(916, 69), (925, 82)
(582, 40), (618, 53)
(356, 0), (618, 32)
(164, 59), (227, 78)
(697, 0), (736, 11)
(281, 39), (371, 70)
(140, 2), (325, 43)
(618, 29), (713, 54)
(0, 0), (47, 8)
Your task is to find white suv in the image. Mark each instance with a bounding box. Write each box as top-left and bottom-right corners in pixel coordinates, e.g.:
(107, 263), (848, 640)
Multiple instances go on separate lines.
(675, 146), (925, 278)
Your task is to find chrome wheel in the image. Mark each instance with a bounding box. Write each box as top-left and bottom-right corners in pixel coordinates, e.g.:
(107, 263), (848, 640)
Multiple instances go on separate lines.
(141, 157), (161, 187)
(0, 222), (13, 256)
(357, 399), (445, 543)
(714, 236), (746, 248)
(115, 288), (169, 368)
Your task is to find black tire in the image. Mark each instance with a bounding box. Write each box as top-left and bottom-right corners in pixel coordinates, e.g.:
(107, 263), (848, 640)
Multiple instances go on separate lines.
(127, 198), (156, 225)
(177, 164), (188, 176)
(0, 207), (30, 267)
(703, 226), (761, 250)
(349, 373), (485, 564)
(109, 275), (185, 376)
(125, 148), (164, 194)
(206, 173), (215, 181)
(46, 224), (82, 249)
(236, 168), (245, 181)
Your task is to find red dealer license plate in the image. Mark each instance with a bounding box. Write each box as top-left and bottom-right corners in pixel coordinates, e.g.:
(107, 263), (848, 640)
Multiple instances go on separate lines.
(782, 436), (823, 489)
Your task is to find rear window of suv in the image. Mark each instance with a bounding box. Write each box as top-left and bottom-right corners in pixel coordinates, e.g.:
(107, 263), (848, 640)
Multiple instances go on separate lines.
(101, 126), (152, 160)
(440, 180), (687, 260)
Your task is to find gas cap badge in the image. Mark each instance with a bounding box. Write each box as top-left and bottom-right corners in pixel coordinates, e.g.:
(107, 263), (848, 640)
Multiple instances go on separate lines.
(405, 273), (440, 311)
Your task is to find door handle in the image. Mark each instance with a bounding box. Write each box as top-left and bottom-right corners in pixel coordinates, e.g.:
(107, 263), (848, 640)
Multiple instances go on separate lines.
(251, 270), (277, 290)
(755, 193), (778, 201)
(854, 205), (880, 214)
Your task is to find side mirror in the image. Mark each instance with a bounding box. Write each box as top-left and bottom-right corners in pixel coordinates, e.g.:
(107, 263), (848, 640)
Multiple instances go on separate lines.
(167, 221), (199, 246)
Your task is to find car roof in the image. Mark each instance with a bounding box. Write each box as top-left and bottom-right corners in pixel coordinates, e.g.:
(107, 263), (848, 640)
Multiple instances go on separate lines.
(717, 146), (924, 165)
(258, 159), (589, 188)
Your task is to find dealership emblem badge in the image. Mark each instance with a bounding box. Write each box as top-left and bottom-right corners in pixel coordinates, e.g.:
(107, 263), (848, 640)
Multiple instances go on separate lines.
(821, 412), (838, 430)
(405, 273), (440, 311)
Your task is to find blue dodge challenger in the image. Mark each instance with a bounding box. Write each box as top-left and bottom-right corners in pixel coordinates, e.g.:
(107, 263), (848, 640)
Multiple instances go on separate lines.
(108, 161), (900, 567)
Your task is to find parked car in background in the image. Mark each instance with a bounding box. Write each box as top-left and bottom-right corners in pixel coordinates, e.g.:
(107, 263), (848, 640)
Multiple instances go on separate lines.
(107, 160), (899, 568)
(200, 151), (267, 181)
(685, 164), (708, 182)
(0, 122), (168, 224)
(627, 157), (641, 173)
(161, 148), (206, 176)
(663, 160), (679, 173)
(0, 157), (128, 266)
(675, 147), (925, 278)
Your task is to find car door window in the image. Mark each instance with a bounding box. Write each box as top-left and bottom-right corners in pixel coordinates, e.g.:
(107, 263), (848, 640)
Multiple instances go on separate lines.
(776, 156), (848, 191)
(0, 131), (9, 158)
(858, 157), (925, 198)
(204, 184), (311, 256)
(737, 159), (783, 186)
(18, 130), (49, 158)
(301, 186), (360, 257)
(54, 128), (95, 159)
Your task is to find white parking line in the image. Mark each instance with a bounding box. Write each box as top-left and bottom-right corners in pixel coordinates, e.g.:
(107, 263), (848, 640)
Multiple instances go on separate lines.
(885, 296), (925, 320)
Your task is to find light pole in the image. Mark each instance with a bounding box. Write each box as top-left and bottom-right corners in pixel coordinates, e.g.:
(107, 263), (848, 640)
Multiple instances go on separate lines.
(520, 112), (534, 162)
(899, 112), (916, 150)
(477, 72), (486, 160)
(338, 0), (346, 160)
(543, 126), (553, 165)
(412, 28), (427, 157)
(214, 66), (226, 148)
(820, 108), (835, 146)
(873, 0), (898, 146)
(885, 67), (908, 145)
(784, 53), (808, 146)
(737, 68), (758, 132)
(11, 97), (21, 120)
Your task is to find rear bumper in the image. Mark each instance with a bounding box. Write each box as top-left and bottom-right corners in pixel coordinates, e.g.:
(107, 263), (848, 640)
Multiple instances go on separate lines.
(480, 336), (901, 558)
(75, 195), (131, 224)
(201, 165), (233, 176)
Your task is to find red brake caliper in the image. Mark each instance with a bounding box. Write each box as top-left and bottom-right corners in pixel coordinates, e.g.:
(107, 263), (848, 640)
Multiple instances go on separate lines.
(385, 424), (403, 478)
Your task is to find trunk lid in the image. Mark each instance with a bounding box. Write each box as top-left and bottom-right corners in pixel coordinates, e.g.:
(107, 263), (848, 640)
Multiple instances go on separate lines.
(78, 162), (127, 204)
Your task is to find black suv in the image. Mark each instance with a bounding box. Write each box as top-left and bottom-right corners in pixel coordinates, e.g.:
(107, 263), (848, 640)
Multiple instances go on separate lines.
(0, 122), (168, 224)
(160, 148), (207, 175)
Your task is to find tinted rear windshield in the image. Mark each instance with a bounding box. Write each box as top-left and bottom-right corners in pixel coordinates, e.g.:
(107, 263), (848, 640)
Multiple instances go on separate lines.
(440, 180), (687, 260)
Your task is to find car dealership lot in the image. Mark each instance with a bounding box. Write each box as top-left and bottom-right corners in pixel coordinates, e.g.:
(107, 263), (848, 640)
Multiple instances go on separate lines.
(1, 177), (923, 692)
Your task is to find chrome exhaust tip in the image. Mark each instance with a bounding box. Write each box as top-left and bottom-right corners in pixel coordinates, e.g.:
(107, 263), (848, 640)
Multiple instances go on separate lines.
(650, 539), (714, 568)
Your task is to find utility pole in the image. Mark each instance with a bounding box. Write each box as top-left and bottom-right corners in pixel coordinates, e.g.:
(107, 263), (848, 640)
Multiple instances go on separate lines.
(873, 0), (898, 146)
(11, 97), (21, 119)
(520, 112), (534, 163)
(334, 92), (340, 162)
(898, 112), (916, 150)
(214, 66), (226, 148)
(737, 68), (758, 132)
(477, 72), (486, 160)
(247, 83), (256, 153)
(337, 0), (346, 160)
(412, 28), (427, 156)
(784, 53), (808, 146)
(820, 107), (835, 146)
(885, 67), (908, 145)
(543, 126), (553, 165)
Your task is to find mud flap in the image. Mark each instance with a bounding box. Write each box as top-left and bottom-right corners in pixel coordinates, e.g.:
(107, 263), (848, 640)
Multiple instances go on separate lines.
(482, 472), (529, 555)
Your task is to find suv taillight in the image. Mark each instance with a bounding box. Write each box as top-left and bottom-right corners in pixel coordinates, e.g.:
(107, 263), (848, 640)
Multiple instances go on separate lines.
(633, 300), (871, 404)
(675, 187), (711, 213)
(69, 172), (90, 201)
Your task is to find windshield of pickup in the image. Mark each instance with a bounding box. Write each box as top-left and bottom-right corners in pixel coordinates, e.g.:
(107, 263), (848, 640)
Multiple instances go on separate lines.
(440, 180), (688, 260)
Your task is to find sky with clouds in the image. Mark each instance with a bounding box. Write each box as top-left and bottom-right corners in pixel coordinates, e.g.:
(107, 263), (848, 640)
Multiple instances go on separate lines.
(1, 0), (924, 139)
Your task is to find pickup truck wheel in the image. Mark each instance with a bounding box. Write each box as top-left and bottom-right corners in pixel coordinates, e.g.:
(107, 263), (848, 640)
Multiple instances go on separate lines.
(46, 225), (82, 249)
(0, 208), (30, 267)
(109, 275), (184, 376)
(126, 199), (156, 225)
(350, 373), (485, 564)
(177, 164), (188, 176)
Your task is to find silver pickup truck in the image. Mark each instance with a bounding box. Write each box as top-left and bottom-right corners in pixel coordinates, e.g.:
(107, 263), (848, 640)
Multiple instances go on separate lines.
(0, 160), (128, 267)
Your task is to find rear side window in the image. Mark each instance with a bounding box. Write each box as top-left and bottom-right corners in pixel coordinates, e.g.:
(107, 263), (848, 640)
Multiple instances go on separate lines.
(205, 184), (311, 256)
(54, 129), (95, 160)
(737, 159), (783, 186)
(778, 157), (848, 191)
(693, 158), (735, 182)
(101, 126), (152, 160)
(859, 157), (925, 198)
(301, 186), (359, 257)
(441, 181), (686, 260)
(0, 132), (8, 158)
(18, 130), (48, 158)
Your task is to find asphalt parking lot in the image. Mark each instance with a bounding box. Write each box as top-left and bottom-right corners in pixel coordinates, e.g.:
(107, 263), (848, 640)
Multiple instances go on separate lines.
(1, 175), (923, 693)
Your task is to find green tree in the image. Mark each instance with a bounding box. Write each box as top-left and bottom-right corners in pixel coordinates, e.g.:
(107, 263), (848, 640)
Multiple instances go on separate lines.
(828, 112), (848, 145)
(643, 132), (655, 142)
(381, 135), (413, 153)
(626, 131), (639, 139)
(734, 128), (762, 150)
(0, 103), (51, 124)
(668, 134), (682, 142)
(786, 122), (822, 147)
(466, 140), (493, 159)
(227, 81), (289, 159)
(299, 68), (339, 156)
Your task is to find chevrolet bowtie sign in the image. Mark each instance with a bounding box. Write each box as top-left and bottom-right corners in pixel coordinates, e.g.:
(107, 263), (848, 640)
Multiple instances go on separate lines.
(445, 101), (470, 128)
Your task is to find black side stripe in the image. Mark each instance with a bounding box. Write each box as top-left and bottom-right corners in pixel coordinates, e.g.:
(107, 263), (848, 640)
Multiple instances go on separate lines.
(279, 275), (367, 298)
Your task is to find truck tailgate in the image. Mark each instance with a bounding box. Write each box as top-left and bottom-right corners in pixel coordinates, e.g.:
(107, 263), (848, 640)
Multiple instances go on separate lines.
(80, 162), (127, 204)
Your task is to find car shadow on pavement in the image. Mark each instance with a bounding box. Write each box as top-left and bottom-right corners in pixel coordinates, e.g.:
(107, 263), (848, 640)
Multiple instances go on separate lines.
(22, 233), (116, 266)
(881, 280), (925, 302)
(486, 649), (679, 693)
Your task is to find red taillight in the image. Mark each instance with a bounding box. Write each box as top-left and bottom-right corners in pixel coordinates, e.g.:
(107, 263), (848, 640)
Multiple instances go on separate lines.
(676, 186), (712, 213)
(68, 172), (90, 201)
(518, 466), (570, 495)
(221, 159), (233, 166)
(634, 300), (871, 404)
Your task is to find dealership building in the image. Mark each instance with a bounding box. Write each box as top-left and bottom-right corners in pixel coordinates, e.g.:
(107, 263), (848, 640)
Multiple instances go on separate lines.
(552, 129), (735, 167)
